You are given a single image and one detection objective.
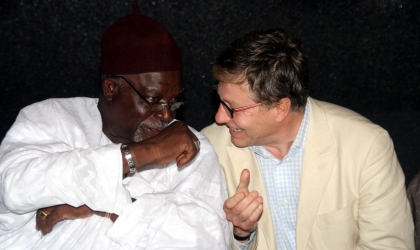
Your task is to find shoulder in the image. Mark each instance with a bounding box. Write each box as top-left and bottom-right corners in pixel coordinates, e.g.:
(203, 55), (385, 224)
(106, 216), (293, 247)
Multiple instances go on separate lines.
(18, 97), (99, 121)
(310, 98), (373, 125)
(200, 123), (250, 171)
(200, 122), (223, 135)
(309, 98), (387, 140)
(201, 123), (231, 148)
(4, 97), (101, 144)
(188, 124), (218, 159)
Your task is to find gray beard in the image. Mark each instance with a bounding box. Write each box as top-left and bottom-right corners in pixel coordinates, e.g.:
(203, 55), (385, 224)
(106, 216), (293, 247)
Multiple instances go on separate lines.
(133, 129), (144, 142)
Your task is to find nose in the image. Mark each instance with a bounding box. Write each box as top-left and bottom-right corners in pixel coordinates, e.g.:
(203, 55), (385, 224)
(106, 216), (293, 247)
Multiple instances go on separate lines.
(215, 104), (231, 124)
(155, 106), (175, 123)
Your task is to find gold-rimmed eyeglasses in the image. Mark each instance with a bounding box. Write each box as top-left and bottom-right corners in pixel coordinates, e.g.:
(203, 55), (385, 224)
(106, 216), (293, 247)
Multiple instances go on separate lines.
(111, 75), (184, 112)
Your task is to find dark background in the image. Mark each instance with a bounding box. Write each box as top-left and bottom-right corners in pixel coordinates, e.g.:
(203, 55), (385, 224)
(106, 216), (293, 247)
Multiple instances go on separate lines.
(0, 1), (419, 183)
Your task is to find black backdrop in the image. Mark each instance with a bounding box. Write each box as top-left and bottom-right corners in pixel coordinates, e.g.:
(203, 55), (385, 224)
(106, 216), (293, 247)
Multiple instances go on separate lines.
(1, 1), (419, 183)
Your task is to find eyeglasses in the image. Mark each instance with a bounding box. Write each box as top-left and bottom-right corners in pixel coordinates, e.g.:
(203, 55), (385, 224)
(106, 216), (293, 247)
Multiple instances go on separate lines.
(111, 75), (184, 112)
(216, 94), (266, 118)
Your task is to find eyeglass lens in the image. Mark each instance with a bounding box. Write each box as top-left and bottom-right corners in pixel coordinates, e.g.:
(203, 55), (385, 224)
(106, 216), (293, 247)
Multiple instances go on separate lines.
(112, 75), (183, 112)
(220, 102), (234, 118)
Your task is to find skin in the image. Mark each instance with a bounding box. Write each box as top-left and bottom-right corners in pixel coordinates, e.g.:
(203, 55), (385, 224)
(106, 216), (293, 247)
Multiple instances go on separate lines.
(36, 205), (94, 235)
(215, 81), (303, 159)
(215, 80), (304, 239)
(99, 71), (199, 171)
(36, 71), (200, 235)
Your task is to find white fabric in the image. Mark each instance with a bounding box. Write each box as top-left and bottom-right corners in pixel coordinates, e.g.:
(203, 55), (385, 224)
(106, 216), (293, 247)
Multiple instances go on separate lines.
(0, 97), (230, 249)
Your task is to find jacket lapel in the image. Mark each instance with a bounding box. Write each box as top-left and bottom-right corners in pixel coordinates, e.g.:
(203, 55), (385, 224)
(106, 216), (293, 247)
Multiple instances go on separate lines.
(227, 146), (277, 250)
(296, 98), (337, 249)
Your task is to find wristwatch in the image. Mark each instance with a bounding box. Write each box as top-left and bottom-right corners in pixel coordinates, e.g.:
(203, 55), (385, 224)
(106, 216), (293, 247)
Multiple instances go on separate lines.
(234, 233), (251, 241)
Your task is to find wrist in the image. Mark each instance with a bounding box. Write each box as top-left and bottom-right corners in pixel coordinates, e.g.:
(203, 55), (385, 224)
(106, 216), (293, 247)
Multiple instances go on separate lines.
(121, 144), (136, 174)
(233, 233), (251, 242)
(123, 142), (155, 171)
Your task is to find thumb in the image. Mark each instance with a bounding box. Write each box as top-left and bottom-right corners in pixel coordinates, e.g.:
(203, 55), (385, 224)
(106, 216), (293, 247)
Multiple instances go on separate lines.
(236, 169), (250, 195)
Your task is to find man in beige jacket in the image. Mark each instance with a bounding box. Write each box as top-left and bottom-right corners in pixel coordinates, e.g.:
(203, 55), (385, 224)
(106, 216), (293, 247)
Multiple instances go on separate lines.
(202, 27), (414, 250)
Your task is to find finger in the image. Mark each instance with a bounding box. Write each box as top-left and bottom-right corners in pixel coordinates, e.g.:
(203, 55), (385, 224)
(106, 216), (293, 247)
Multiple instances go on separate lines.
(223, 191), (262, 227)
(45, 207), (58, 235)
(229, 194), (263, 233)
(234, 194), (263, 226)
(36, 207), (54, 233)
(224, 192), (246, 211)
(236, 169), (250, 195)
(175, 152), (187, 167)
(45, 208), (64, 234)
(175, 141), (199, 168)
(231, 191), (261, 216)
(36, 217), (47, 232)
(245, 203), (263, 227)
(35, 210), (44, 231)
(225, 191), (260, 225)
(176, 151), (197, 167)
(233, 203), (263, 235)
(40, 223), (47, 235)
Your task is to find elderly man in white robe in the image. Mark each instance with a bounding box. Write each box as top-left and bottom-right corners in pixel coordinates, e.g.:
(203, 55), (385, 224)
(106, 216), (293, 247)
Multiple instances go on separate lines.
(0, 2), (230, 249)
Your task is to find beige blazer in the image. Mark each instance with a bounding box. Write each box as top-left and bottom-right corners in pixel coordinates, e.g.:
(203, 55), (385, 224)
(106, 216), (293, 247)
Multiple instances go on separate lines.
(202, 98), (414, 250)
(407, 172), (420, 249)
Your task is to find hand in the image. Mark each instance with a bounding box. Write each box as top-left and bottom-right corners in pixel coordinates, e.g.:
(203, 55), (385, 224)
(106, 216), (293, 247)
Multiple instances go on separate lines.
(223, 169), (263, 238)
(130, 121), (200, 169)
(35, 204), (94, 235)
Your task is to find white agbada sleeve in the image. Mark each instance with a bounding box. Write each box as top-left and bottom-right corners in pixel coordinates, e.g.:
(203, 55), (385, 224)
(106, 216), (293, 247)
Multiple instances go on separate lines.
(107, 129), (231, 249)
(0, 98), (132, 234)
(0, 98), (230, 249)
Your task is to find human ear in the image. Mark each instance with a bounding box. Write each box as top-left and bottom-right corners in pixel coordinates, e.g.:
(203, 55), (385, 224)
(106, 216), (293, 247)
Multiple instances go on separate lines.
(275, 98), (291, 122)
(102, 78), (118, 101)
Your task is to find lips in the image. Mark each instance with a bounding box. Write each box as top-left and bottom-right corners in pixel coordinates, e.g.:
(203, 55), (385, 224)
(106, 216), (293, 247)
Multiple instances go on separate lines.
(143, 126), (161, 137)
(228, 126), (243, 134)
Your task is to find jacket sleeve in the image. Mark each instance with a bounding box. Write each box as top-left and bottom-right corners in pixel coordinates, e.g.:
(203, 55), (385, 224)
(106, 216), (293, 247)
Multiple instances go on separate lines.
(357, 130), (414, 249)
(406, 173), (420, 250)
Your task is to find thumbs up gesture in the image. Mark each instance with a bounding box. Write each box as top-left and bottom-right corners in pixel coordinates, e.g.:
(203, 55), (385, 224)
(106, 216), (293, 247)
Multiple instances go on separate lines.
(223, 169), (263, 239)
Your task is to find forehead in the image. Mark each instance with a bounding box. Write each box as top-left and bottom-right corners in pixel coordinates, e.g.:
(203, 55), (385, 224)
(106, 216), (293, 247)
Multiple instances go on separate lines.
(130, 71), (182, 93)
(217, 80), (250, 97)
(216, 72), (248, 93)
(217, 80), (261, 105)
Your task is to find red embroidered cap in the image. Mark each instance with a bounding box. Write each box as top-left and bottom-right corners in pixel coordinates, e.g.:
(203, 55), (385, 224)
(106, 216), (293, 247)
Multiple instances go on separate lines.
(101, 1), (183, 74)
